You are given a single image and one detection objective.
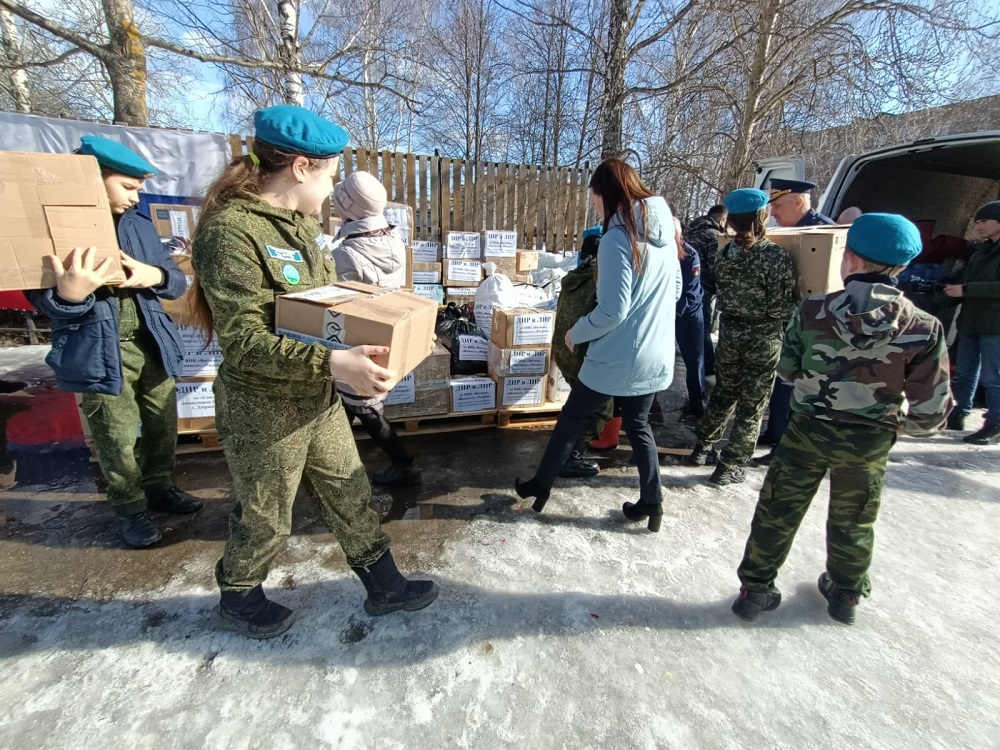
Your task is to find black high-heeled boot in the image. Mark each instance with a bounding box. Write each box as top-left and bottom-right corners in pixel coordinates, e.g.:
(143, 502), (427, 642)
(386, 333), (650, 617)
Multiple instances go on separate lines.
(515, 478), (550, 513)
(622, 500), (663, 532)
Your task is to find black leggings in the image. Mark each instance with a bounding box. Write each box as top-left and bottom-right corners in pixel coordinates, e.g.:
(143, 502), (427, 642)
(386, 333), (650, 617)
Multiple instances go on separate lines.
(343, 400), (413, 467)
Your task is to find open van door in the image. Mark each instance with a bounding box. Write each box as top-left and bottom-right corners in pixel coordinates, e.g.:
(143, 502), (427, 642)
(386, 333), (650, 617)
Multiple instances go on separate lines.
(753, 155), (804, 191)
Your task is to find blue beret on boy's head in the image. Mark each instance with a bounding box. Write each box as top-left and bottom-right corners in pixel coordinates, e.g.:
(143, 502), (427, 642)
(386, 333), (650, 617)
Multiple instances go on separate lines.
(768, 178), (817, 201)
(582, 225), (603, 239)
(847, 213), (922, 267)
(253, 105), (349, 158)
(79, 135), (157, 178)
(723, 188), (769, 214)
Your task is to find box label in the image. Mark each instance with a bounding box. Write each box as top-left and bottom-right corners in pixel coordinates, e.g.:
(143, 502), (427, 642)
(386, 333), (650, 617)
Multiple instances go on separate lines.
(451, 377), (495, 413)
(446, 286), (477, 297)
(446, 232), (482, 259)
(512, 313), (554, 346)
(446, 260), (482, 282)
(412, 270), (439, 284)
(482, 230), (517, 258)
(413, 284), (445, 303)
(176, 381), (215, 419)
(179, 326), (223, 377)
(502, 376), (544, 406)
(509, 349), (547, 374)
(276, 328), (350, 350)
(412, 241), (439, 262)
(169, 210), (190, 240)
(383, 373), (416, 406)
(283, 285), (358, 301)
(458, 334), (488, 361)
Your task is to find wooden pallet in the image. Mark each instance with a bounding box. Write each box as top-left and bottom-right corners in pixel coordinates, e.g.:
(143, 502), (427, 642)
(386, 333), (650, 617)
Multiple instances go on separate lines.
(388, 409), (497, 436)
(497, 403), (564, 429)
(85, 430), (222, 463)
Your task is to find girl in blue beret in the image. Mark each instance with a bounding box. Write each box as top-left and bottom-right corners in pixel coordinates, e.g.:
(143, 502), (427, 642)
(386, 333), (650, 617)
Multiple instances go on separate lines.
(26, 135), (203, 550)
(188, 105), (437, 638)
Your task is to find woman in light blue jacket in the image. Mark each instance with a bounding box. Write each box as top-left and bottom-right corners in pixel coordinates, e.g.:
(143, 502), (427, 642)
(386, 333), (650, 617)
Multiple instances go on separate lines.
(516, 158), (680, 531)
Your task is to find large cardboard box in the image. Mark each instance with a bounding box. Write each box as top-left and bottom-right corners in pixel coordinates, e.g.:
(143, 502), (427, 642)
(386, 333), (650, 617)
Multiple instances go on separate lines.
(768, 227), (848, 297)
(487, 341), (549, 377)
(444, 231), (482, 259)
(412, 240), (440, 263)
(383, 385), (450, 420)
(411, 262), (442, 285)
(159, 254), (198, 326)
(482, 256), (517, 276)
(482, 230), (517, 258)
(413, 283), (445, 304)
(493, 373), (546, 408)
(449, 375), (496, 413)
(490, 308), (555, 349)
(178, 325), (223, 378)
(442, 259), (482, 287)
(516, 250), (539, 273)
(444, 286), (478, 306)
(148, 203), (199, 241)
(0, 151), (125, 291)
(175, 378), (217, 432)
(275, 282), (437, 380)
(381, 342), (451, 419)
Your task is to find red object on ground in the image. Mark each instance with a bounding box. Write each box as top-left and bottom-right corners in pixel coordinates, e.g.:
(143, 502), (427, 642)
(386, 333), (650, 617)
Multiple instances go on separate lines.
(0, 291), (34, 311)
(6, 387), (85, 445)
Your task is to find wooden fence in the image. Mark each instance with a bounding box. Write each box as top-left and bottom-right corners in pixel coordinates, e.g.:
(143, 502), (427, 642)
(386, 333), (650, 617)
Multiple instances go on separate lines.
(229, 136), (594, 252)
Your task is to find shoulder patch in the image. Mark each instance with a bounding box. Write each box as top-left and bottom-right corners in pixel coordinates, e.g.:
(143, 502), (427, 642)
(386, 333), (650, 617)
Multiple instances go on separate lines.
(266, 245), (304, 263)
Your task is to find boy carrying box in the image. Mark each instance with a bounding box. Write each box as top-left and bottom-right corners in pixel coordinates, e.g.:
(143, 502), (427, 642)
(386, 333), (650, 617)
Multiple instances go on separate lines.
(732, 213), (952, 625)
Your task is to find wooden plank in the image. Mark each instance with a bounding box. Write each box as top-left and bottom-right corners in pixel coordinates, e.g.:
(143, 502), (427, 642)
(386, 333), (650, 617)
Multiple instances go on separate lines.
(453, 159), (465, 231)
(406, 153), (417, 224)
(485, 162), (497, 230)
(578, 166), (592, 238)
(382, 151), (392, 194)
(519, 165), (534, 249)
(228, 134), (243, 159)
(441, 158), (452, 233)
(431, 155), (442, 240)
(534, 166), (548, 250)
(395, 151), (405, 204)
(565, 166), (580, 251)
(245, 135), (256, 156)
(470, 161), (480, 231)
(504, 163), (516, 232)
(552, 167), (566, 252)
(356, 148), (368, 173)
(418, 156), (428, 241)
(334, 146), (349, 185)
(477, 161), (488, 231)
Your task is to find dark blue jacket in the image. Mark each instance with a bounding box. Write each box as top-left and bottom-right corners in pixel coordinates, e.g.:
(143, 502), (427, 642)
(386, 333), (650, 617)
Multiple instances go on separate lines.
(28, 207), (187, 395)
(676, 243), (704, 318)
(796, 209), (836, 227)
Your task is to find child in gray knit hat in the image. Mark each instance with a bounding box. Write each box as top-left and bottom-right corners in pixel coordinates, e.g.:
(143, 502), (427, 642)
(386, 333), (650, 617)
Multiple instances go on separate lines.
(331, 170), (420, 487)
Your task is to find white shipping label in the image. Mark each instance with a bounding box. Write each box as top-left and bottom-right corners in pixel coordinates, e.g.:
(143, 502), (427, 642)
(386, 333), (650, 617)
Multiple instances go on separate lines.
(502, 376), (544, 406)
(412, 270), (439, 284)
(457, 335), (488, 361)
(383, 205), (410, 229)
(179, 326), (223, 377)
(384, 373), (416, 406)
(446, 232), (482, 259)
(176, 381), (215, 418)
(283, 285), (358, 301)
(474, 303), (496, 334)
(413, 284), (445, 303)
(446, 260), (482, 282)
(412, 241), (439, 262)
(190, 206), (201, 225)
(451, 377), (495, 413)
(509, 349), (547, 374)
(447, 286), (477, 297)
(512, 313), (554, 346)
(169, 210), (190, 240)
(482, 230), (517, 258)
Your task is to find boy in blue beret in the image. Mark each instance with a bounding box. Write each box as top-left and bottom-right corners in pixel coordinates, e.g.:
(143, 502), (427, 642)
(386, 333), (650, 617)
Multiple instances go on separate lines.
(27, 135), (203, 550)
(732, 213), (952, 625)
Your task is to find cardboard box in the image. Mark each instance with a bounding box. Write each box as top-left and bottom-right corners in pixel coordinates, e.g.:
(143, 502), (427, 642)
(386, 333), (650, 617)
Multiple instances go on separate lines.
(380, 343), (451, 419)
(412, 341), (451, 386)
(482, 256), (517, 276)
(487, 341), (550, 377)
(159, 254), (198, 327)
(383, 385), (450, 420)
(547, 362), (572, 403)
(768, 227), (848, 297)
(175, 378), (217, 432)
(275, 282), (437, 380)
(442, 259), (482, 287)
(412, 240), (439, 263)
(493, 373), (546, 408)
(449, 376), (496, 413)
(413, 283), (445, 304)
(0, 151), (125, 291)
(445, 231), (482, 259)
(411, 262), (442, 285)
(516, 250), (539, 273)
(179, 325), (223, 377)
(490, 308), (555, 349)
(510, 274), (535, 285)
(149, 203), (200, 241)
(444, 286), (478, 305)
(482, 230), (517, 258)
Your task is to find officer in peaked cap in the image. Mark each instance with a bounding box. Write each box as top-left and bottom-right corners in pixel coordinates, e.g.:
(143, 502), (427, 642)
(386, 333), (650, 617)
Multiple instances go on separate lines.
(768, 178), (836, 229)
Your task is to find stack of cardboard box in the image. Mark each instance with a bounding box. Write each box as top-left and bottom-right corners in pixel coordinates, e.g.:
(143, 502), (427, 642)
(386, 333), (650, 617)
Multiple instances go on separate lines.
(488, 308), (556, 410)
(408, 240), (444, 303)
(383, 342), (451, 420)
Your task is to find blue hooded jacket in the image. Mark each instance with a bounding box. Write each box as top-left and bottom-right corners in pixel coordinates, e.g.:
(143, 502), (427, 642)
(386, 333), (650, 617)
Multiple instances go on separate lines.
(27, 207), (187, 395)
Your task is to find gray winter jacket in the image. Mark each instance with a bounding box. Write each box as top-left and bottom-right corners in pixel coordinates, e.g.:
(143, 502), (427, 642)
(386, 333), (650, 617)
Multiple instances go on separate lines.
(332, 215), (407, 289)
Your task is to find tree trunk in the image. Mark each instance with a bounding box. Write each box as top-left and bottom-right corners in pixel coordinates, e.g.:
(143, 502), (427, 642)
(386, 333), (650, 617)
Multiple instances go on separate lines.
(1, 9), (30, 112)
(600, 0), (629, 159)
(101, 0), (148, 125)
(278, 0), (303, 106)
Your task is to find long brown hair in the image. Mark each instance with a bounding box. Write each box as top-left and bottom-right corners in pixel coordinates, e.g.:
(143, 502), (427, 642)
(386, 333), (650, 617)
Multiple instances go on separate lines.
(186, 140), (331, 338)
(726, 208), (770, 252)
(589, 158), (655, 272)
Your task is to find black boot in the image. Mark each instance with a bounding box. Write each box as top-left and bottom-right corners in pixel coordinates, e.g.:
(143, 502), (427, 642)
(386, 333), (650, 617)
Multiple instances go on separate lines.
(373, 463), (423, 486)
(559, 451), (599, 478)
(351, 550), (439, 616)
(211, 584), (295, 639)
(117, 512), (162, 548)
(946, 411), (966, 431)
(751, 449), (775, 467)
(963, 422), (1000, 445)
(710, 462), (746, 485)
(514, 477), (550, 512)
(146, 486), (204, 514)
(818, 572), (858, 624)
(731, 587), (782, 622)
(621, 500), (663, 532)
(685, 444), (717, 466)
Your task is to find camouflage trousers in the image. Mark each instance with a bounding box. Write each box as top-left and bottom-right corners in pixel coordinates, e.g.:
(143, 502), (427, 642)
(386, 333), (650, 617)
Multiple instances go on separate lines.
(737, 412), (896, 597)
(81, 335), (177, 517)
(696, 323), (782, 465)
(214, 378), (390, 592)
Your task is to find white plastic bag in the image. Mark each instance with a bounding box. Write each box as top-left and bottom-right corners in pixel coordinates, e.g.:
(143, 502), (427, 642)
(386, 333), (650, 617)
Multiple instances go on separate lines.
(474, 262), (517, 337)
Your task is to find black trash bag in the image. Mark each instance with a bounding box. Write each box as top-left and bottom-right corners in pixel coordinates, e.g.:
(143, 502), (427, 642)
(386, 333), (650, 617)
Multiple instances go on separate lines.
(436, 303), (488, 376)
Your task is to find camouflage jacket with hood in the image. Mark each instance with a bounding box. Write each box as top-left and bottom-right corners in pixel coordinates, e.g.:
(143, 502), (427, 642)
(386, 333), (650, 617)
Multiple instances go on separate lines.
(779, 276), (952, 436)
(552, 256), (597, 381)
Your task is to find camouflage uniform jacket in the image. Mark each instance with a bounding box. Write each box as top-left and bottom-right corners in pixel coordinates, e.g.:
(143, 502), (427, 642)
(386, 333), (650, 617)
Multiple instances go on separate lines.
(779, 277), (951, 436)
(715, 238), (797, 336)
(956, 238), (1000, 336)
(552, 257), (597, 381)
(684, 215), (724, 295)
(192, 196), (336, 398)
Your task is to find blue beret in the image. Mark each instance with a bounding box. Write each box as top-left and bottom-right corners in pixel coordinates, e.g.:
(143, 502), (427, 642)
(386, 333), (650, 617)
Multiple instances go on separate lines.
(253, 105), (349, 158)
(582, 225), (603, 239)
(846, 213), (922, 266)
(768, 178), (816, 200)
(724, 188), (769, 214)
(79, 135), (157, 178)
